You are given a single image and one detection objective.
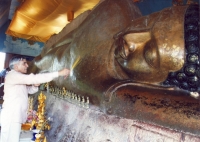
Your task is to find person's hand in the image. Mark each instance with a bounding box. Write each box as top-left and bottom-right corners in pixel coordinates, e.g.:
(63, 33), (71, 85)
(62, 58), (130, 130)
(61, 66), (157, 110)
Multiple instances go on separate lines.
(58, 68), (70, 79)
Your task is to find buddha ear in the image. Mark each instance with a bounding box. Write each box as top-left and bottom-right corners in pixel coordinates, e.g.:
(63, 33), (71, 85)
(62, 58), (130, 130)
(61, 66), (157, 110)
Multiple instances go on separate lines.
(123, 31), (151, 44)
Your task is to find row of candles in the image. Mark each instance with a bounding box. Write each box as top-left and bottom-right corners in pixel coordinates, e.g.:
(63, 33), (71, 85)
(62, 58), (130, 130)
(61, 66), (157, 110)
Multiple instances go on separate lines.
(42, 83), (90, 109)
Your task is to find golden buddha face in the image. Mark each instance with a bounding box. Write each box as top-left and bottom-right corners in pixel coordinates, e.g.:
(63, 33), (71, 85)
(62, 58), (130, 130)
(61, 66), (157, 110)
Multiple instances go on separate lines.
(114, 7), (186, 84)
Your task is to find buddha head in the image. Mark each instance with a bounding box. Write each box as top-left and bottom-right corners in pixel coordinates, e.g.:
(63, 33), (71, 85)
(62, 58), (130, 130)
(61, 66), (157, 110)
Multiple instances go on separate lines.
(114, 5), (199, 92)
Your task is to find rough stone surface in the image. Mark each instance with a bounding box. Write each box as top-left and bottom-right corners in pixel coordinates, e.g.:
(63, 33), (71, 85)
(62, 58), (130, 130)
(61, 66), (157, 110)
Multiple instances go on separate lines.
(32, 92), (200, 142)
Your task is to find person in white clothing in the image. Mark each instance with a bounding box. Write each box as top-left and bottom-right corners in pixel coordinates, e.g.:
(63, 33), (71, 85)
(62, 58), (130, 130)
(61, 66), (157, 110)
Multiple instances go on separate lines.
(0, 56), (70, 142)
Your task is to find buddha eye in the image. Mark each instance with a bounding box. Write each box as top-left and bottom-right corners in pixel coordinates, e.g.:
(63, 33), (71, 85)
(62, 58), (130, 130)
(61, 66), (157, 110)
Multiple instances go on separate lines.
(119, 47), (128, 59)
(121, 39), (130, 58)
(115, 38), (128, 60)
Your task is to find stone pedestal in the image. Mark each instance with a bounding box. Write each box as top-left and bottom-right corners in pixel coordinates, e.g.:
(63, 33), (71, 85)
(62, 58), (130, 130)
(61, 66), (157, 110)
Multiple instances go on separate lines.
(32, 92), (200, 142)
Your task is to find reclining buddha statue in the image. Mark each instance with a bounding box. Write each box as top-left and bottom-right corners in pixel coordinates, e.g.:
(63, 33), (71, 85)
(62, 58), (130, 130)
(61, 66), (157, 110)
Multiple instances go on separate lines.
(28, 0), (200, 133)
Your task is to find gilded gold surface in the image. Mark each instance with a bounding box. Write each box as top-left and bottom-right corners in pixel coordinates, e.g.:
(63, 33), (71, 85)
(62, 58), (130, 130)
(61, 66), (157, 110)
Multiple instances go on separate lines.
(29, 92), (50, 141)
(28, 2), (190, 97)
(28, 0), (200, 135)
(114, 6), (186, 83)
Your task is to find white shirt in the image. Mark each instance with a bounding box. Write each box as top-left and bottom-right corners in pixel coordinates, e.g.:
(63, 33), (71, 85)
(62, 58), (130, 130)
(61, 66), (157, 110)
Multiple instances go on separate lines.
(2, 70), (58, 123)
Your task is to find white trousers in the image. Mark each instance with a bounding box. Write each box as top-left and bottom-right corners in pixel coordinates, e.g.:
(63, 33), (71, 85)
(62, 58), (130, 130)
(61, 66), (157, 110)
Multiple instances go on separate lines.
(1, 108), (21, 142)
(1, 122), (21, 142)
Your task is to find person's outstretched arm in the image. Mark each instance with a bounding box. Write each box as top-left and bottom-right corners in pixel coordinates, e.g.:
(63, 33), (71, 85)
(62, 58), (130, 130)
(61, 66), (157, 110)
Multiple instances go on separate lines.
(6, 68), (70, 85)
